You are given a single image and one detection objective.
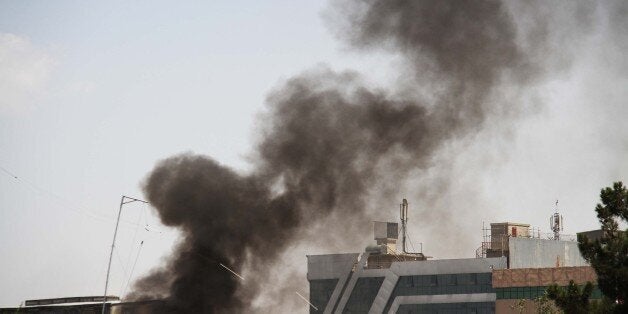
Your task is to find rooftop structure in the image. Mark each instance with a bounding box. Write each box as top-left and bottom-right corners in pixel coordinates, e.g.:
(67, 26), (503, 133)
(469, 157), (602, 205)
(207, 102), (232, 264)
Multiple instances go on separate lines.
(306, 200), (600, 313)
(476, 212), (585, 268)
(372, 221), (399, 255)
(367, 220), (427, 269)
(307, 199), (507, 313)
(0, 296), (120, 314)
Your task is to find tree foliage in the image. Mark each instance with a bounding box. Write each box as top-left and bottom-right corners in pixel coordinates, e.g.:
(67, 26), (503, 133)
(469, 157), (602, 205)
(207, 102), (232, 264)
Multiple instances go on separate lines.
(534, 294), (559, 314)
(509, 298), (526, 313)
(546, 280), (593, 314)
(577, 181), (628, 313)
(589, 297), (620, 314)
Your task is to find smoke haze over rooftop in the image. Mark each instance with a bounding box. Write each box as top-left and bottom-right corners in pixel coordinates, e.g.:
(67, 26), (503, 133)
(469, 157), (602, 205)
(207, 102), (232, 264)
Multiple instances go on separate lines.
(0, 0), (626, 312)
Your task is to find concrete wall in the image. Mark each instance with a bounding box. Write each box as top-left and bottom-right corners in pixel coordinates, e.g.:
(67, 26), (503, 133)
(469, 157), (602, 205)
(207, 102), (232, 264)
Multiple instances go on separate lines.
(307, 253), (359, 280)
(493, 267), (599, 314)
(492, 266), (597, 287)
(490, 223), (530, 250)
(509, 237), (588, 269)
(390, 257), (507, 276)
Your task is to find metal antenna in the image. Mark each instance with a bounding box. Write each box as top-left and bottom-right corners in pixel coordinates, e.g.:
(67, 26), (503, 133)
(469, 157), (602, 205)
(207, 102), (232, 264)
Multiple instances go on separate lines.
(550, 199), (563, 241)
(102, 196), (148, 314)
(400, 199), (409, 253)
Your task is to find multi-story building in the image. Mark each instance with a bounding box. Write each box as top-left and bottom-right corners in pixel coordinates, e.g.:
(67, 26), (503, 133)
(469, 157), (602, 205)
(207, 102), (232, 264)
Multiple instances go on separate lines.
(307, 216), (602, 313)
(308, 253), (505, 313)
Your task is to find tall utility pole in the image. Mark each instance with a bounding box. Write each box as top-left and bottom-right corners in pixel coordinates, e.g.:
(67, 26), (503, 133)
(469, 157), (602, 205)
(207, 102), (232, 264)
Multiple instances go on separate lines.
(102, 196), (148, 314)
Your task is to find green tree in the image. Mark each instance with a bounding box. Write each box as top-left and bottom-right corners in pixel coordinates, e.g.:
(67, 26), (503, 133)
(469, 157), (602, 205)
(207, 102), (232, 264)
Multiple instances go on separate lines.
(546, 280), (593, 314)
(509, 299), (526, 313)
(589, 297), (619, 314)
(534, 294), (558, 314)
(578, 181), (628, 313)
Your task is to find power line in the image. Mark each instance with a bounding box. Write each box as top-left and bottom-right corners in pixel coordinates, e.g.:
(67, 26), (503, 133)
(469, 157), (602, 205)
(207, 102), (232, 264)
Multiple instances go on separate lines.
(0, 163), (143, 227)
(123, 207), (145, 278)
(193, 251), (315, 311)
(0, 165), (18, 179)
(122, 240), (144, 298)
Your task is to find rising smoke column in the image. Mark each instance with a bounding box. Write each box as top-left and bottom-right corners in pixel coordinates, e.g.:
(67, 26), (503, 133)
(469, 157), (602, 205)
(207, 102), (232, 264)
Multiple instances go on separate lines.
(129, 0), (562, 312)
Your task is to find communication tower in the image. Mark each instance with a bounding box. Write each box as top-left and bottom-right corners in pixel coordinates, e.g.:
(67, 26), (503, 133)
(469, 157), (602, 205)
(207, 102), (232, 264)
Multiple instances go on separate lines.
(550, 200), (563, 240)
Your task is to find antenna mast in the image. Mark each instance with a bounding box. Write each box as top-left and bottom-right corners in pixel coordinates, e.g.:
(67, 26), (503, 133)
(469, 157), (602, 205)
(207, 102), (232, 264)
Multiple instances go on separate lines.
(550, 200), (563, 241)
(102, 196), (148, 314)
(400, 199), (409, 253)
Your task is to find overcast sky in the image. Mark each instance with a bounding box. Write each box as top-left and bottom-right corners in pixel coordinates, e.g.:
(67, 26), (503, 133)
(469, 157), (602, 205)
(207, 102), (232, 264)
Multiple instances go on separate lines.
(0, 0), (626, 310)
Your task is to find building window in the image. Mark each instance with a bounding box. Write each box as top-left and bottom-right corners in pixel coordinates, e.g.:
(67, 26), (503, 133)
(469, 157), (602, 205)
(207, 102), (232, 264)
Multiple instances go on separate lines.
(429, 275), (437, 286)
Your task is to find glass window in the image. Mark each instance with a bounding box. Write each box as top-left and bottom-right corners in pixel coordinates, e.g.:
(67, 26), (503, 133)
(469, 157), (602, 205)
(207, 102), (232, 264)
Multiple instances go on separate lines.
(309, 279), (338, 312)
(478, 273), (491, 285)
(464, 273), (478, 285)
(402, 276), (412, 287)
(444, 274), (457, 285)
(429, 275), (438, 286)
(457, 273), (467, 285)
(470, 273), (478, 285)
(344, 277), (384, 313)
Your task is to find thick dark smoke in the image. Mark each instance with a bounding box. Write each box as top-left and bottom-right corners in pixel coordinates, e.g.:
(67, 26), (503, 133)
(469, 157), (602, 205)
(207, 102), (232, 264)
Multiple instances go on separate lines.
(127, 156), (299, 312)
(332, 0), (536, 130)
(127, 0), (586, 312)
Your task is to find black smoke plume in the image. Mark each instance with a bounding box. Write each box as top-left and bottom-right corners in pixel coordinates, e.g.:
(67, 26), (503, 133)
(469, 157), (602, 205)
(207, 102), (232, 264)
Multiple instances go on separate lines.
(127, 0), (588, 312)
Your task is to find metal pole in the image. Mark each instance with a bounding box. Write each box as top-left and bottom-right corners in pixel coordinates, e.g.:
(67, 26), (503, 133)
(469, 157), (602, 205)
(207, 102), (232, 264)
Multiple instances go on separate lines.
(102, 196), (147, 314)
(400, 199), (408, 253)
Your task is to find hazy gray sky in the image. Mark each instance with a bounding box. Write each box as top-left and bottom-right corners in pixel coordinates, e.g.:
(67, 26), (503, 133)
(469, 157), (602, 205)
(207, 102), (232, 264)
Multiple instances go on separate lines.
(0, 0), (626, 311)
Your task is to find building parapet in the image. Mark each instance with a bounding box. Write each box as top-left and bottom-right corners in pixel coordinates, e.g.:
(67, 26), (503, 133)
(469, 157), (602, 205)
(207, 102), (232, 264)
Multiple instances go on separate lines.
(492, 266), (597, 288)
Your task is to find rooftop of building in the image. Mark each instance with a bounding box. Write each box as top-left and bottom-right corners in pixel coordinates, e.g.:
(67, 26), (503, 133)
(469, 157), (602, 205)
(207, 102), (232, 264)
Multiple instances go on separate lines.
(490, 222), (531, 227)
(24, 295), (120, 307)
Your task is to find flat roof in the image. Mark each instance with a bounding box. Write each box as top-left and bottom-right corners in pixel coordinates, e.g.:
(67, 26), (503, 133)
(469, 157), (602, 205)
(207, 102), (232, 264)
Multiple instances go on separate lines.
(25, 296), (120, 307)
(490, 222), (530, 227)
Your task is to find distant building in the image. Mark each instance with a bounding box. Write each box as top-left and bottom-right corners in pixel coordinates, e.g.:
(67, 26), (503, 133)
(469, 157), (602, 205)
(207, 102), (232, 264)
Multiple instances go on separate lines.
(111, 300), (166, 314)
(0, 296), (119, 314)
(307, 210), (602, 313)
(493, 266), (601, 312)
(577, 229), (605, 241)
(308, 254), (505, 313)
(0, 296), (166, 314)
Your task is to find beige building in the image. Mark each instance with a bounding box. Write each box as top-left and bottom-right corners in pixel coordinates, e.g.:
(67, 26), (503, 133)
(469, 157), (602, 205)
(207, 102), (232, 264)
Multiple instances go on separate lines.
(493, 265), (601, 313)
